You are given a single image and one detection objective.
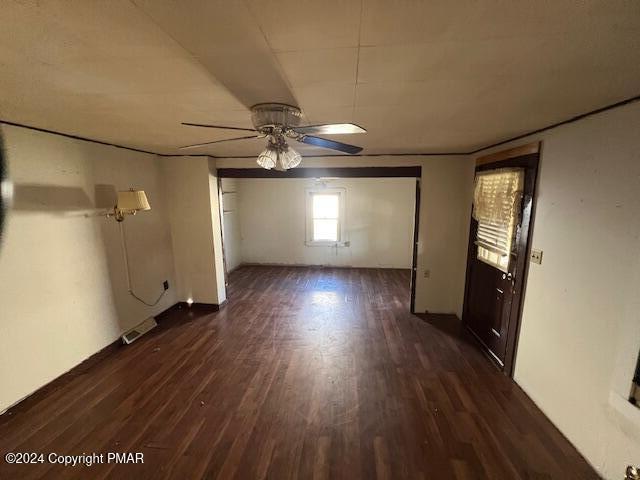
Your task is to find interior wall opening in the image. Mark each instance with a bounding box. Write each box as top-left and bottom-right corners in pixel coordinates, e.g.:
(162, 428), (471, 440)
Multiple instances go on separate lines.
(218, 170), (421, 311)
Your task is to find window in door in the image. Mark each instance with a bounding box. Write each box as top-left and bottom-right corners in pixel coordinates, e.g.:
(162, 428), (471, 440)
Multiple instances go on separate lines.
(306, 188), (345, 245)
(473, 169), (524, 272)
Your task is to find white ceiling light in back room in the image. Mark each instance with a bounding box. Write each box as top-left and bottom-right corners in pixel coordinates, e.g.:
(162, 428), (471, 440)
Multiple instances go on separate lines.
(179, 103), (366, 170)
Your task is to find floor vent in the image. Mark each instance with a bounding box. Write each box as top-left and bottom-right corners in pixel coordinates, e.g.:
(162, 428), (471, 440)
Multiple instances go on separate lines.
(121, 317), (157, 345)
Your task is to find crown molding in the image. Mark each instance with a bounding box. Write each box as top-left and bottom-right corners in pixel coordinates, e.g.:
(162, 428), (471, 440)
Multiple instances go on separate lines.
(2, 94), (638, 159)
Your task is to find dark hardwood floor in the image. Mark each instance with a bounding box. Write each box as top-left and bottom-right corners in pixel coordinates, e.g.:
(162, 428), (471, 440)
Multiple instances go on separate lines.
(0, 266), (597, 479)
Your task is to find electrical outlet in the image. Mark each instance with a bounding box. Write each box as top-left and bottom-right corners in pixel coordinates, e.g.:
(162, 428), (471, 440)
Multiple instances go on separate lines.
(530, 249), (543, 265)
(163, 280), (169, 290)
(423, 269), (431, 278)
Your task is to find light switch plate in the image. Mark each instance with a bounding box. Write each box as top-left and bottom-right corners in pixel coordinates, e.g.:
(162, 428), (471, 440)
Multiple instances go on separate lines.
(530, 249), (543, 264)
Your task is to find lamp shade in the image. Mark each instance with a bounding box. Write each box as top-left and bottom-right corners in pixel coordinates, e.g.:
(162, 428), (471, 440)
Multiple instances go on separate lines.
(117, 190), (150, 212)
(279, 147), (302, 170)
(257, 147), (277, 169)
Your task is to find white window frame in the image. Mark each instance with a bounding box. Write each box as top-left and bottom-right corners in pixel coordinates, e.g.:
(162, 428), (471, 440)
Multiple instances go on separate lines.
(305, 188), (346, 246)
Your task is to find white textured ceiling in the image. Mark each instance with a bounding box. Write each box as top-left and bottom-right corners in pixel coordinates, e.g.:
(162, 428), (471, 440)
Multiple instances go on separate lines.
(1, 0), (639, 156)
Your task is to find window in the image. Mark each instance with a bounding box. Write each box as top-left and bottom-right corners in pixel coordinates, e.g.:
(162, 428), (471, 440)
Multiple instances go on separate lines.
(306, 188), (345, 245)
(472, 169), (524, 272)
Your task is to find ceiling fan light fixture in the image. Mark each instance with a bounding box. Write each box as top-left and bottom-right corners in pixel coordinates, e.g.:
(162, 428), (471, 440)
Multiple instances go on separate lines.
(278, 146), (302, 170)
(182, 103), (365, 160)
(257, 146), (278, 169)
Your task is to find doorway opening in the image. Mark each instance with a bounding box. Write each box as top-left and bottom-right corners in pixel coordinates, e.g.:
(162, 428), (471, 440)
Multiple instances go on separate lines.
(217, 167), (422, 313)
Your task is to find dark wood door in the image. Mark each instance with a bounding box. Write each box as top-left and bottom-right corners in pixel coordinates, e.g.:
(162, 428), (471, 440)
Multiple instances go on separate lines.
(465, 251), (516, 362)
(463, 148), (539, 373)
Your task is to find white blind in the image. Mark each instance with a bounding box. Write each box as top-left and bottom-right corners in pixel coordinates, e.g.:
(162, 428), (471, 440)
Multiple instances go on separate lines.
(473, 169), (524, 271)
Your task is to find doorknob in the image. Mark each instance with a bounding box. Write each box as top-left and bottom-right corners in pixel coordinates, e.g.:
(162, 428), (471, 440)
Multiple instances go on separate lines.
(502, 273), (514, 280)
(627, 466), (640, 480)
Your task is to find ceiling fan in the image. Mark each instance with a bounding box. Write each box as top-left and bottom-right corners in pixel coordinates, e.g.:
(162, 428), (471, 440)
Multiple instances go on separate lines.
(179, 103), (366, 170)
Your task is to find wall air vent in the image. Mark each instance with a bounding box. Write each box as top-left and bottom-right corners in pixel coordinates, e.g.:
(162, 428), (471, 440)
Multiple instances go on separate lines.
(121, 317), (157, 345)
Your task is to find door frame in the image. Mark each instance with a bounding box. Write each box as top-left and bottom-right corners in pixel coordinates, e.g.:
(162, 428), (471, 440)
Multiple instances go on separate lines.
(409, 177), (421, 314)
(217, 176), (230, 301)
(217, 166), (422, 313)
(462, 142), (541, 376)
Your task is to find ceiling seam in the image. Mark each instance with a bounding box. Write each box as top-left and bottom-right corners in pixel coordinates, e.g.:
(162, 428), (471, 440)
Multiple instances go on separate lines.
(125, 0), (252, 125)
(351, 0), (364, 123)
(241, 0), (301, 113)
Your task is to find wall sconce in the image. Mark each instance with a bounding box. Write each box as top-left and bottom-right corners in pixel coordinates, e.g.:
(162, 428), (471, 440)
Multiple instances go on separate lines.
(107, 189), (151, 221)
(105, 188), (165, 308)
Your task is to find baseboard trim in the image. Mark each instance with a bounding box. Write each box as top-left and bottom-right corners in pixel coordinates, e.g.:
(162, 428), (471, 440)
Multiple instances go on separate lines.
(0, 301), (183, 417)
(155, 302), (183, 320)
(227, 265), (242, 275)
(239, 262), (411, 270)
(0, 338), (123, 417)
(512, 378), (601, 477)
(176, 301), (225, 312)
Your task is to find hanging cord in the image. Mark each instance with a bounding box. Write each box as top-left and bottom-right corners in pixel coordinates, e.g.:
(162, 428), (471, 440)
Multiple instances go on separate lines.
(118, 221), (165, 307)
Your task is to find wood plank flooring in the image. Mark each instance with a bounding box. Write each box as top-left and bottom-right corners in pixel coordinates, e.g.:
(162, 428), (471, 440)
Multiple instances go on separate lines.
(0, 266), (598, 479)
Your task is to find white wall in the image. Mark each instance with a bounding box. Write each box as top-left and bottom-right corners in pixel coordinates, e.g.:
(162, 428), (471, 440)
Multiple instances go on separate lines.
(216, 156), (475, 316)
(160, 156), (226, 305)
(0, 125), (178, 413)
(220, 177), (242, 272)
(474, 102), (640, 479)
(237, 177), (416, 269)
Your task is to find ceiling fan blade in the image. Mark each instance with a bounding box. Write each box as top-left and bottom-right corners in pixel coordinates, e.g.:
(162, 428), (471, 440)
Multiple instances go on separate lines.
(293, 123), (366, 135)
(297, 135), (363, 154)
(182, 122), (257, 133)
(178, 135), (262, 150)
